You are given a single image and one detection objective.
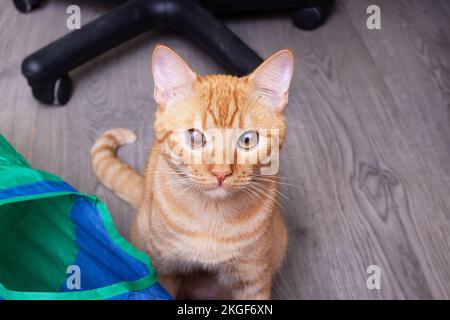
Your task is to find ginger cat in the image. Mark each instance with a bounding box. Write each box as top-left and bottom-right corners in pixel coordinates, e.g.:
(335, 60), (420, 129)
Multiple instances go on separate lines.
(91, 45), (294, 300)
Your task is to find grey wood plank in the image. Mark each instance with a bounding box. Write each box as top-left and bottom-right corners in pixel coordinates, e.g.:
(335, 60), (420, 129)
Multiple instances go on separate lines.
(344, 0), (450, 299)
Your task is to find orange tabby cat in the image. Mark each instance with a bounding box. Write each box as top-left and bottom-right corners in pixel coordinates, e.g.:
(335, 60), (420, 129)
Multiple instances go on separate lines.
(91, 45), (294, 299)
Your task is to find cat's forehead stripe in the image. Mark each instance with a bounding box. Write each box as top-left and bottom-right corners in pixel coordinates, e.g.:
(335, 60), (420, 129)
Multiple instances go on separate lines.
(200, 75), (248, 129)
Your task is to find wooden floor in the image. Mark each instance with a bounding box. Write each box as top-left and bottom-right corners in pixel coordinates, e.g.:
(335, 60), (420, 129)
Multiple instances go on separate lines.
(1, 0), (449, 299)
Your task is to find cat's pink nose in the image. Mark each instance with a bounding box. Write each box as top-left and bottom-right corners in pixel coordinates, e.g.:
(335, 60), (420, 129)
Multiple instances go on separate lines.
(211, 165), (232, 185)
(214, 173), (231, 185)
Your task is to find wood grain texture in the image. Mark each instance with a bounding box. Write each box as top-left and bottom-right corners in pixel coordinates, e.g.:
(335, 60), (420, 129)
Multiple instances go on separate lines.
(0, 0), (449, 299)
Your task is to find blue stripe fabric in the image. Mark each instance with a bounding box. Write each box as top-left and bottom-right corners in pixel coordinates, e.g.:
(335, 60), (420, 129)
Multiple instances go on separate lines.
(60, 197), (149, 290)
(0, 180), (76, 200)
(109, 283), (172, 300)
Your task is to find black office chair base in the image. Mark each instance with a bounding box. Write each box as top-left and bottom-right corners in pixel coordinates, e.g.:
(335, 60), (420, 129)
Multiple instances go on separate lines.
(292, 5), (330, 30)
(31, 75), (72, 106)
(17, 0), (334, 106)
(13, 0), (45, 13)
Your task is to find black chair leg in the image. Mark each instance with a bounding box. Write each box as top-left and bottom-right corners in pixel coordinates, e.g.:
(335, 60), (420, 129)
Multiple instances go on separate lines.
(13, 0), (45, 13)
(169, 1), (263, 76)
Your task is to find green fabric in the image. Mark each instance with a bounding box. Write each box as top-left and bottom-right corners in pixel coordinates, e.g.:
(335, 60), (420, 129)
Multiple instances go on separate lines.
(0, 136), (29, 166)
(0, 273), (156, 300)
(0, 136), (60, 190)
(0, 195), (78, 292)
(0, 136), (158, 300)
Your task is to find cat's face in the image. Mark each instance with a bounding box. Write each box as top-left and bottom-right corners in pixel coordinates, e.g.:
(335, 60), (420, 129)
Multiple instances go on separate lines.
(151, 46), (294, 199)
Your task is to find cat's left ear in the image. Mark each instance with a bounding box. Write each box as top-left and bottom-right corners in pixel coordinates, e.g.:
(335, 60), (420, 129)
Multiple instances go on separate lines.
(249, 49), (294, 113)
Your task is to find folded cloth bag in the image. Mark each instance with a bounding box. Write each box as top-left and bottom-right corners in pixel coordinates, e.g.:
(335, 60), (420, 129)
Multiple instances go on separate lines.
(0, 135), (170, 300)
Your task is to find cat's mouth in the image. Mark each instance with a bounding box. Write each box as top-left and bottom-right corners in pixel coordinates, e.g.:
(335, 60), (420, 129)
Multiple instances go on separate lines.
(198, 179), (234, 199)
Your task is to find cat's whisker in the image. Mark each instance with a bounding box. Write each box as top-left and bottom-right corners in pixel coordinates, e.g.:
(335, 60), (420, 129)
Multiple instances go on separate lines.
(241, 185), (267, 205)
(250, 177), (302, 189)
(250, 176), (304, 189)
(250, 180), (302, 212)
(244, 184), (287, 212)
(252, 173), (303, 182)
(251, 175), (326, 197)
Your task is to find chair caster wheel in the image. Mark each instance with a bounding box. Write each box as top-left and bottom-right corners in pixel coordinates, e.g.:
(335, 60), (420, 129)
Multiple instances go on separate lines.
(291, 6), (328, 31)
(13, 0), (45, 13)
(31, 75), (72, 106)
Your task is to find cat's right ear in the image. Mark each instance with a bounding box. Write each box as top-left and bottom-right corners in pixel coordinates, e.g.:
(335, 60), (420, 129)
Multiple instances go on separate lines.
(152, 45), (197, 107)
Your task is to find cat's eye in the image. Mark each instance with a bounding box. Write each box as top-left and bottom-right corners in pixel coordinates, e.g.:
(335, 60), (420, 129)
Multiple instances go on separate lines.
(237, 130), (259, 150)
(186, 129), (206, 149)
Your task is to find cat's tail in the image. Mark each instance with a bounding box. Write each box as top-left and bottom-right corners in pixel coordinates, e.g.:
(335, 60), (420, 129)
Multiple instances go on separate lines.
(91, 128), (144, 209)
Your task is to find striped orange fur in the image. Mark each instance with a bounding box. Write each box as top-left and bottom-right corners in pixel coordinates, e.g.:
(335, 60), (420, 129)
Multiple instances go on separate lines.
(91, 45), (294, 299)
